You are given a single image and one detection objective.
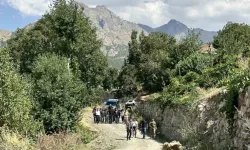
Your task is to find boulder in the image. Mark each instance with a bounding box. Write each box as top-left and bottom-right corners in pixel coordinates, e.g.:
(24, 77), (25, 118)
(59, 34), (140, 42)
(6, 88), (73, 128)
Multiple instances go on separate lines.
(162, 141), (183, 150)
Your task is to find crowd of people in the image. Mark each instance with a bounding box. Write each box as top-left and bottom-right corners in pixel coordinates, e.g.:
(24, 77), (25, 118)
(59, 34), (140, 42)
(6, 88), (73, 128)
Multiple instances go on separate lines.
(92, 104), (157, 141)
(92, 105), (126, 124)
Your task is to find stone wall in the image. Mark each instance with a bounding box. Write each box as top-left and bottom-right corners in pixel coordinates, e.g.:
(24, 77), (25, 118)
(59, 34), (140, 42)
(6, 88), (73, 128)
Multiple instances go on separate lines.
(234, 86), (250, 150)
(138, 87), (250, 150)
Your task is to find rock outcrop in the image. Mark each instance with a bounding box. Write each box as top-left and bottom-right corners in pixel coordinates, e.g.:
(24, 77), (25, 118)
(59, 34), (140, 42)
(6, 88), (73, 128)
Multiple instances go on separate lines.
(162, 141), (183, 150)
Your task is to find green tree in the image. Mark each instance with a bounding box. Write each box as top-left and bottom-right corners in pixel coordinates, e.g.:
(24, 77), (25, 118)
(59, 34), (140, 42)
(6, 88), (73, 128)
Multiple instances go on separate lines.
(8, 0), (108, 88)
(103, 68), (119, 90)
(213, 22), (250, 57)
(117, 63), (138, 97)
(169, 31), (201, 64)
(175, 53), (213, 76)
(0, 47), (39, 136)
(127, 30), (141, 66)
(138, 32), (175, 92)
(32, 54), (88, 133)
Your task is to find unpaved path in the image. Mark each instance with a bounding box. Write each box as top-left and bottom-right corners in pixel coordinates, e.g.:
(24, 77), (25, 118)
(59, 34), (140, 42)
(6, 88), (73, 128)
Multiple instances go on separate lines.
(82, 108), (163, 150)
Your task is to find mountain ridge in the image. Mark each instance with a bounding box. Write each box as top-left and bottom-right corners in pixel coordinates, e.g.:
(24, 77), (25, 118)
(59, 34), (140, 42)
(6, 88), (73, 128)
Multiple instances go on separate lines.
(138, 19), (218, 43)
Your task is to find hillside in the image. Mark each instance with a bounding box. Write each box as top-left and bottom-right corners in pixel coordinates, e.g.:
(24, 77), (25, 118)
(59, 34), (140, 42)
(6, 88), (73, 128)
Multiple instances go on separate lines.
(80, 3), (147, 69)
(138, 19), (218, 43)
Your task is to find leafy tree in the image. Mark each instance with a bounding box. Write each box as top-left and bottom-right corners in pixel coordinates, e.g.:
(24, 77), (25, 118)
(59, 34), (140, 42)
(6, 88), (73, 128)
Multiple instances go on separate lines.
(117, 63), (138, 97)
(213, 22), (250, 57)
(0, 47), (40, 136)
(8, 0), (108, 88)
(137, 32), (175, 92)
(175, 53), (213, 76)
(32, 54), (88, 133)
(103, 68), (119, 90)
(127, 30), (141, 66)
(169, 31), (201, 64)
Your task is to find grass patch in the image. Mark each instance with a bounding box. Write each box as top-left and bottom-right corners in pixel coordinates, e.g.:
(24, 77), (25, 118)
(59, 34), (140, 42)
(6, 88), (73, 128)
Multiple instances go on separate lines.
(0, 127), (35, 150)
(75, 124), (97, 144)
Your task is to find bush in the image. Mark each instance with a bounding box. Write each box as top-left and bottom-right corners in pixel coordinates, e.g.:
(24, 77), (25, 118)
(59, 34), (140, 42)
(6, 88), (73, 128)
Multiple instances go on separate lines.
(175, 53), (213, 76)
(0, 47), (41, 137)
(183, 72), (199, 83)
(75, 124), (97, 144)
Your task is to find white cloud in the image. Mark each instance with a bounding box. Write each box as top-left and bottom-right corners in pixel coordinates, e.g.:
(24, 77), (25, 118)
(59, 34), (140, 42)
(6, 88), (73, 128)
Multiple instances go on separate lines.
(4, 0), (51, 15)
(114, 0), (170, 27)
(3, 0), (250, 31)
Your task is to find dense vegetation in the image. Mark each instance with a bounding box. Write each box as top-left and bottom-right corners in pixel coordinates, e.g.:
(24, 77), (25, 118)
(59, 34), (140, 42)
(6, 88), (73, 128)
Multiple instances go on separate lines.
(117, 22), (250, 113)
(0, 0), (113, 148)
(116, 22), (250, 149)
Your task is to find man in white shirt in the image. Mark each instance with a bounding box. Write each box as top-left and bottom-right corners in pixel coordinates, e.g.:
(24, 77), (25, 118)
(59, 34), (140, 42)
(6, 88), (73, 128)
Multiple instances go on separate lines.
(132, 118), (138, 138)
(95, 108), (101, 124)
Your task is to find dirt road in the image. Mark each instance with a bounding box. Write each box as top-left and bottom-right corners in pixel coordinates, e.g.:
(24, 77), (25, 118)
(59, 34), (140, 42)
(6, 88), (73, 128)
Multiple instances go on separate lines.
(82, 108), (163, 150)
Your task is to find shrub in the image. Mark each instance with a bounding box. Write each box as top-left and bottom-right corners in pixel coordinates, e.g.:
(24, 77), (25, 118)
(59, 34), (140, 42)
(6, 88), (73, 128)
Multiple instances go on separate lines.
(0, 47), (41, 137)
(183, 72), (199, 83)
(175, 53), (213, 76)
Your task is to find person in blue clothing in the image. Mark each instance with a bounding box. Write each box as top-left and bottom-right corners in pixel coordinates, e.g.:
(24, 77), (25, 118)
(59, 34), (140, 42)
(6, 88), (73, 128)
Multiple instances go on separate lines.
(140, 119), (147, 139)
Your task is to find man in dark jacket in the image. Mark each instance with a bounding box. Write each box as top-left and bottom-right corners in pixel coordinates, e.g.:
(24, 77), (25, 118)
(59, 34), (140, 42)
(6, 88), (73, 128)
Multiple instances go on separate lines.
(140, 119), (147, 139)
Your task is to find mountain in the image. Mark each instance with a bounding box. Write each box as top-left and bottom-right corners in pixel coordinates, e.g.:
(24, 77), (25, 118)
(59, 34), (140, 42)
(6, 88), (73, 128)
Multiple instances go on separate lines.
(138, 24), (154, 33)
(155, 19), (189, 41)
(80, 4), (147, 69)
(138, 19), (217, 43)
(0, 30), (12, 47)
(193, 28), (218, 43)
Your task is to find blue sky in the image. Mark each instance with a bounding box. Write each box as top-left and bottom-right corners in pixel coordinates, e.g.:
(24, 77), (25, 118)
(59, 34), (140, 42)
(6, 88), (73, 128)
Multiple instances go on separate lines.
(0, 0), (250, 31)
(0, 4), (40, 31)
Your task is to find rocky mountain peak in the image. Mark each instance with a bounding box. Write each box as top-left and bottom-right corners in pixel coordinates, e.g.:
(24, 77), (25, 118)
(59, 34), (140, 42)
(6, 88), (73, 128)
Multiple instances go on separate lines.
(167, 19), (187, 28)
(95, 5), (108, 10)
(138, 19), (217, 43)
(80, 2), (146, 46)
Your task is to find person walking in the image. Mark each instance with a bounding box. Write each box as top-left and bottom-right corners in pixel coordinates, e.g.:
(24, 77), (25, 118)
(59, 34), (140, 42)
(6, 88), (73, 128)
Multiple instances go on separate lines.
(117, 109), (121, 123)
(140, 119), (147, 139)
(95, 108), (101, 124)
(149, 119), (157, 139)
(113, 108), (117, 123)
(101, 108), (105, 123)
(126, 118), (133, 140)
(132, 118), (138, 138)
(124, 110), (129, 124)
(115, 109), (119, 124)
(120, 109), (125, 123)
(104, 109), (108, 123)
(108, 106), (113, 124)
(92, 107), (97, 123)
